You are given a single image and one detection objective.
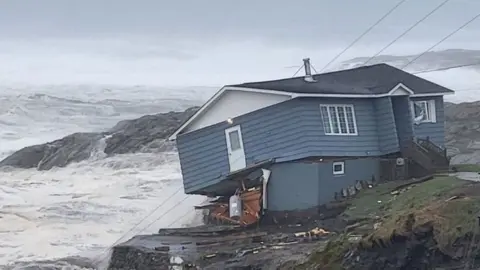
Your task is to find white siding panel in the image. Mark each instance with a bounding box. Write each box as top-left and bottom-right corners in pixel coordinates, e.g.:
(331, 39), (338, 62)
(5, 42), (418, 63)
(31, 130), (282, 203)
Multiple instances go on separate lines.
(185, 90), (290, 132)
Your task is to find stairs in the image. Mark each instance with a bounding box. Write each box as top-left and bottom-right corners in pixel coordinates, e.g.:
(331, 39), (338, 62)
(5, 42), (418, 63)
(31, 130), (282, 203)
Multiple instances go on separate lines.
(402, 137), (450, 175)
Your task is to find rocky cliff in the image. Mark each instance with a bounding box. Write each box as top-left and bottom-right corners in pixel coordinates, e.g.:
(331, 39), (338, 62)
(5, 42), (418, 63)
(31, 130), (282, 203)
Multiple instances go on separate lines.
(0, 107), (198, 170)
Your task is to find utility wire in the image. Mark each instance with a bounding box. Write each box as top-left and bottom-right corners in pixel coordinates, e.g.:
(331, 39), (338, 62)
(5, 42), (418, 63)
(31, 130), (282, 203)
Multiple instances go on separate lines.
(362, 0), (451, 66)
(92, 186), (185, 263)
(291, 64), (304, 77)
(319, 0), (409, 72)
(167, 208), (196, 228)
(401, 12), (480, 70)
(96, 195), (193, 265)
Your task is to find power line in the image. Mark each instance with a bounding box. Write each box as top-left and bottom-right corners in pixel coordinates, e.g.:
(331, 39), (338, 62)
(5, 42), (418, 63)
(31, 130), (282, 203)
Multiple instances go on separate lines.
(362, 0), (451, 66)
(401, 12), (480, 70)
(311, 64), (319, 74)
(167, 208), (196, 228)
(291, 64), (304, 77)
(140, 195), (191, 233)
(319, 0), (409, 72)
(91, 186), (185, 263)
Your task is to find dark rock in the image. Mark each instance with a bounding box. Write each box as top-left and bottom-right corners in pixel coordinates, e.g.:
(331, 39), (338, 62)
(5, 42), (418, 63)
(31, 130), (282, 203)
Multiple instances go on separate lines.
(105, 107), (198, 155)
(0, 132), (105, 170)
(107, 225), (329, 270)
(0, 107), (199, 170)
(341, 222), (475, 270)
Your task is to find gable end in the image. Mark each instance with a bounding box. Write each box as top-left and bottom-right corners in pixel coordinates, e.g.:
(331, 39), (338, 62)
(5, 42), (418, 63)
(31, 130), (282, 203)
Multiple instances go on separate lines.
(168, 87), (293, 140)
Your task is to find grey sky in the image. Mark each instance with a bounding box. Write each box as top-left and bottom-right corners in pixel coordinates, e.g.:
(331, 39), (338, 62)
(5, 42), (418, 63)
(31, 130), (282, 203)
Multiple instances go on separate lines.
(0, 0), (479, 86)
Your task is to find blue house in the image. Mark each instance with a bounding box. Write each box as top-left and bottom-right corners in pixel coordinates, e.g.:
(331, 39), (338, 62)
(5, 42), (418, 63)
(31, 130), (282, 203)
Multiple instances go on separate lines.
(168, 60), (453, 216)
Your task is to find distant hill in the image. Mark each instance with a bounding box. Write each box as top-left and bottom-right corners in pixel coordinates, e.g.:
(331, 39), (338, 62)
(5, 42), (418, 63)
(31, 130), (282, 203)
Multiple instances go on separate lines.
(334, 49), (480, 73)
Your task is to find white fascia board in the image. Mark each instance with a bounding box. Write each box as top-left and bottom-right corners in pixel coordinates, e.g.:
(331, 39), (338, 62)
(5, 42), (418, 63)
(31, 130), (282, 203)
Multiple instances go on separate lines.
(168, 83), (453, 140)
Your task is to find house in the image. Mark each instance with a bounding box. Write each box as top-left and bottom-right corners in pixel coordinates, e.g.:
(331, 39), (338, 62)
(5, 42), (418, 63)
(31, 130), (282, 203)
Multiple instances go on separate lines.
(168, 59), (454, 222)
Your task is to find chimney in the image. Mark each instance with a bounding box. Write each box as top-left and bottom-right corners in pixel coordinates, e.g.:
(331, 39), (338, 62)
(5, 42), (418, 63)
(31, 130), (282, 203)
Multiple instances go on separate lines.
(303, 58), (315, 82)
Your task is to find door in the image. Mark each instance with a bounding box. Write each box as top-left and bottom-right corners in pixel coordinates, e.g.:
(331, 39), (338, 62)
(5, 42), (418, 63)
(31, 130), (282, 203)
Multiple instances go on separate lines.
(225, 125), (246, 172)
(391, 96), (414, 150)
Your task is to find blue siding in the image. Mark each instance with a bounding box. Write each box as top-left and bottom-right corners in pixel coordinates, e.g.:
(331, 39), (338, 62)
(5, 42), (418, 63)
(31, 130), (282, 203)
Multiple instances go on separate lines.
(391, 96), (414, 150)
(317, 158), (380, 205)
(411, 96), (445, 147)
(177, 97), (382, 194)
(267, 162), (320, 211)
(374, 97), (399, 154)
(267, 158), (381, 211)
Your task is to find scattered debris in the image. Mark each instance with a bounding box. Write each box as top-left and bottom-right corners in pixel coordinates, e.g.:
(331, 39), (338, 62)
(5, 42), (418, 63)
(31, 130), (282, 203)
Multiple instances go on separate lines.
(294, 227), (330, 238)
(197, 187), (262, 226)
(445, 195), (459, 202)
(109, 223), (333, 269)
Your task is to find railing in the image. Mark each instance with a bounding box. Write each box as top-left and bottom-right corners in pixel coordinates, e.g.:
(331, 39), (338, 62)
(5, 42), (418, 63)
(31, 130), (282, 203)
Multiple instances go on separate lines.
(417, 137), (447, 158)
(417, 137), (449, 168)
(403, 137), (449, 174)
(402, 140), (434, 172)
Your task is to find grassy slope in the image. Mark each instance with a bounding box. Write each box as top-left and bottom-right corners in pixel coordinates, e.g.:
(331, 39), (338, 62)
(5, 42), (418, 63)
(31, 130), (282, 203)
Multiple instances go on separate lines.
(297, 176), (480, 269)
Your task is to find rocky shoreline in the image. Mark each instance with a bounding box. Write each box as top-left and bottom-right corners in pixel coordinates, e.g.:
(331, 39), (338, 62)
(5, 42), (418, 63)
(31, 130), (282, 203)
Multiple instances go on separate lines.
(0, 107), (198, 170)
(107, 222), (336, 269)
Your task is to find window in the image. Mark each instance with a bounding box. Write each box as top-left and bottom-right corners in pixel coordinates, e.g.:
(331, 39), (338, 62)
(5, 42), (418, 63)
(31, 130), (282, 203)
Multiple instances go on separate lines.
(228, 130), (242, 150)
(333, 161), (345, 175)
(412, 100), (436, 124)
(320, 104), (358, 135)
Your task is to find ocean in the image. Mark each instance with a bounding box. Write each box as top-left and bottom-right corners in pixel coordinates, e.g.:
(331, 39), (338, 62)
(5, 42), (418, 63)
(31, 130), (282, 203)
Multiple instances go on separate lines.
(0, 85), (215, 268)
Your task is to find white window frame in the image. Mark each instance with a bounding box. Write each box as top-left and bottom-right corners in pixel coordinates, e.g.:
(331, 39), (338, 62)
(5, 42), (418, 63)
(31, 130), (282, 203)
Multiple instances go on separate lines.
(411, 100), (436, 124)
(319, 104), (358, 136)
(333, 161), (345, 175)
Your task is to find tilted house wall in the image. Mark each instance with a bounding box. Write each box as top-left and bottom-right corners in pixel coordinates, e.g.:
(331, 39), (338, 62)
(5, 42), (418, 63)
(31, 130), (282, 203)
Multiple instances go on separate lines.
(176, 94), (446, 196)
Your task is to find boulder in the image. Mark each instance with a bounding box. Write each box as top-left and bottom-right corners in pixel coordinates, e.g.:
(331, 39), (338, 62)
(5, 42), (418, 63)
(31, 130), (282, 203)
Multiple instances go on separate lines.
(0, 107), (198, 170)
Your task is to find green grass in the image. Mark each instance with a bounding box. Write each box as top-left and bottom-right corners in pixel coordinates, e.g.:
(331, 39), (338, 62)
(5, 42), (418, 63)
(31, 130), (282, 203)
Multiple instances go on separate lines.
(452, 164), (480, 172)
(349, 176), (480, 251)
(296, 176), (480, 268)
(343, 176), (466, 222)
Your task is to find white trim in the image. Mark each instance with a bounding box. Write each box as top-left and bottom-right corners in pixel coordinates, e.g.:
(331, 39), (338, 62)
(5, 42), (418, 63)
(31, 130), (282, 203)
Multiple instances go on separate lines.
(261, 169), (271, 211)
(388, 83), (415, 96)
(411, 99), (437, 124)
(333, 161), (345, 175)
(224, 125), (246, 172)
(319, 104), (358, 136)
(168, 83), (453, 140)
(429, 99), (437, 123)
(411, 92), (454, 97)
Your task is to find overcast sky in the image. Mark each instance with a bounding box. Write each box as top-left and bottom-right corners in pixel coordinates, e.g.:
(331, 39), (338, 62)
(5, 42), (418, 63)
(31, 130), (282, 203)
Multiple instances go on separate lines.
(1, 0), (479, 86)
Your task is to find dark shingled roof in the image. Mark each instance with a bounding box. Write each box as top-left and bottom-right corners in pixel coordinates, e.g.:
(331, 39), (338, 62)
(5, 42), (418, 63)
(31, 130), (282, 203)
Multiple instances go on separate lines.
(229, 63), (454, 95)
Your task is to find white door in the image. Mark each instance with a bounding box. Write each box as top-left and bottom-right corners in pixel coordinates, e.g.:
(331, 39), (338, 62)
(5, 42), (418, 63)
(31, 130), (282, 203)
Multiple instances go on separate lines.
(225, 125), (246, 172)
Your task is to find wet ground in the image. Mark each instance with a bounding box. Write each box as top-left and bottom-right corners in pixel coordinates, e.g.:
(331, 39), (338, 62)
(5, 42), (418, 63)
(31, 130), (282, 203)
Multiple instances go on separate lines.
(107, 224), (333, 269)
